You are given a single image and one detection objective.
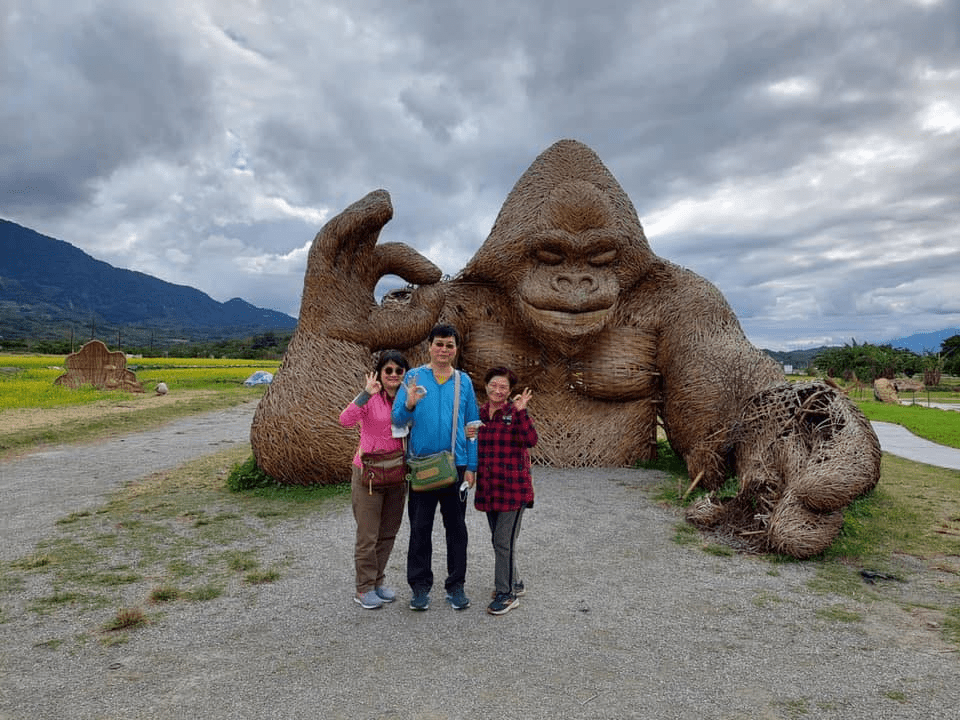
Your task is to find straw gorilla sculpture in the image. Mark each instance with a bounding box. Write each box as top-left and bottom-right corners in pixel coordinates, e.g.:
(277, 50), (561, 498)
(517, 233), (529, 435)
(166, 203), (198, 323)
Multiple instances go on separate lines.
(251, 140), (881, 558)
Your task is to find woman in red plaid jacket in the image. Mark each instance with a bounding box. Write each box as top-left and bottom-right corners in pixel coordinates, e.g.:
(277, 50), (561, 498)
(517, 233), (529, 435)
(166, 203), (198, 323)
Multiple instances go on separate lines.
(469, 366), (538, 616)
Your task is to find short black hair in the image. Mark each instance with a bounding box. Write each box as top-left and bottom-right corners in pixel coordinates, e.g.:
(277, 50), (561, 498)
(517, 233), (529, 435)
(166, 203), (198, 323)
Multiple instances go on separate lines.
(428, 323), (461, 347)
(375, 350), (409, 384)
(484, 366), (518, 389)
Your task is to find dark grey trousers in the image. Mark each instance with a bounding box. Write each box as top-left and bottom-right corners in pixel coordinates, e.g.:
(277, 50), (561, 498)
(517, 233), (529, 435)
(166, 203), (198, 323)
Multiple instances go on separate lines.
(486, 508), (524, 595)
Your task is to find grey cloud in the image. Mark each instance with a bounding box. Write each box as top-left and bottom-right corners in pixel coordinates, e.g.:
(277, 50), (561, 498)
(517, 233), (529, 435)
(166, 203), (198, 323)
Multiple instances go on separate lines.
(214, 219), (317, 256)
(1, 3), (214, 214)
(4, 0), (960, 348)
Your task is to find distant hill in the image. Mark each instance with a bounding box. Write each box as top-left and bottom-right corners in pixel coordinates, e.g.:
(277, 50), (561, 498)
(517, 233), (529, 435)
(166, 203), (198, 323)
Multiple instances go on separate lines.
(885, 328), (960, 354)
(761, 329), (960, 371)
(762, 346), (830, 371)
(0, 218), (297, 346)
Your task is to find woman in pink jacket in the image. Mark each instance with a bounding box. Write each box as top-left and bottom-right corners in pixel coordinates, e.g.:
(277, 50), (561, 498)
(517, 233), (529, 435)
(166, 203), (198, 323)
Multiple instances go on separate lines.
(339, 350), (409, 609)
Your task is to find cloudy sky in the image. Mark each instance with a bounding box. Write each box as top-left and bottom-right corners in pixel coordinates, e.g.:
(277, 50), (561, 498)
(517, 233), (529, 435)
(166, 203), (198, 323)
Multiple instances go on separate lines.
(3, 0), (959, 350)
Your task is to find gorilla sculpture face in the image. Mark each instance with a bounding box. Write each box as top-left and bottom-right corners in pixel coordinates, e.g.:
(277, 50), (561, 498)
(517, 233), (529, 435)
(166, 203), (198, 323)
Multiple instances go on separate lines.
(514, 181), (622, 345)
(516, 225), (620, 343)
(469, 174), (648, 353)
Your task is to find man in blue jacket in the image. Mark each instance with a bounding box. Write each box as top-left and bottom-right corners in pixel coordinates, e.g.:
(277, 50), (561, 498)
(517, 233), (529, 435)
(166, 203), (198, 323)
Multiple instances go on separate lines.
(393, 324), (479, 611)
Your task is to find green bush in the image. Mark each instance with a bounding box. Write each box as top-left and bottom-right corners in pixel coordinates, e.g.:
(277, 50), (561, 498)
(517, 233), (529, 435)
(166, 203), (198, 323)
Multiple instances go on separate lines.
(226, 455), (277, 492)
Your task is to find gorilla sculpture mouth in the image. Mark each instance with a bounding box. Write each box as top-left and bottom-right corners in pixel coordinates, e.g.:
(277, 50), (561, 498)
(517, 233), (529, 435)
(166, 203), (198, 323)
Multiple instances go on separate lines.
(522, 303), (610, 330)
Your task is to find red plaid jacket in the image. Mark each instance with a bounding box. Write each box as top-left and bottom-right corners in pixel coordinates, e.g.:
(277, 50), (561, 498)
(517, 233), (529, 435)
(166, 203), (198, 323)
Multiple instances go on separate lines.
(474, 401), (538, 512)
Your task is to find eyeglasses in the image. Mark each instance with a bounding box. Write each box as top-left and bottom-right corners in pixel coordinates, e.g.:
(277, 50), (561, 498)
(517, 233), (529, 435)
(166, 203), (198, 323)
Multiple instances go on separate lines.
(382, 367), (405, 376)
(487, 383), (510, 391)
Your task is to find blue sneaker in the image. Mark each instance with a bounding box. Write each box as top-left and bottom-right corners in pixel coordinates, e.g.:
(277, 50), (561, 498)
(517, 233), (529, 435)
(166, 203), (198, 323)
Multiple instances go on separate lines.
(410, 590), (430, 611)
(354, 590), (383, 609)
(445, 587), (471, 610)
(491, 582), (526, 600)
(375, 585), (396, 603)
(487, 592), (519, 616)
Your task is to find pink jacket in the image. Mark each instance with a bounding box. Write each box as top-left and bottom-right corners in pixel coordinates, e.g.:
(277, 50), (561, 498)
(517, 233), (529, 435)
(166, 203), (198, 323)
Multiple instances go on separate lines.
(338, 391), (404, 468)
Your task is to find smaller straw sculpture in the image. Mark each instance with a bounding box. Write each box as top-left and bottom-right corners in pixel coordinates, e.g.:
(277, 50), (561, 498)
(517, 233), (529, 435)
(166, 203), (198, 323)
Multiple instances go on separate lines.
(54, 340), (143, 393)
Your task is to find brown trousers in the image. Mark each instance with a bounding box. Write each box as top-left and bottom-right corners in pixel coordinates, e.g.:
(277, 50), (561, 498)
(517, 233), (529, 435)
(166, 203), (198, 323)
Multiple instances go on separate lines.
(351, 464), (407, 593)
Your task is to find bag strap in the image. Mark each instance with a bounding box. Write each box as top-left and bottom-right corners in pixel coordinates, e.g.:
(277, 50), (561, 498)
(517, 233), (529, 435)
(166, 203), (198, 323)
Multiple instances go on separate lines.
(450, 370), (460, 454)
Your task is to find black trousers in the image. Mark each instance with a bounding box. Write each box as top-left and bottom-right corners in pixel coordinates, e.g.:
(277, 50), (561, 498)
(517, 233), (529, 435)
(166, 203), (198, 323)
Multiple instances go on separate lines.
(406, 467), (468, 594)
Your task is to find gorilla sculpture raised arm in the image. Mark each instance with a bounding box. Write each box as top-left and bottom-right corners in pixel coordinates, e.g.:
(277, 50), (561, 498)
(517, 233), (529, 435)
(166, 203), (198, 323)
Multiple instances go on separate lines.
(251, 140), (880, 558)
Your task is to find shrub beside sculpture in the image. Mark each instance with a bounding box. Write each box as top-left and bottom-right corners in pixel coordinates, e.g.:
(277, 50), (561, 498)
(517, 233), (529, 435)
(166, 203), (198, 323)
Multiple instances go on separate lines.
(250, 139), (881, 558)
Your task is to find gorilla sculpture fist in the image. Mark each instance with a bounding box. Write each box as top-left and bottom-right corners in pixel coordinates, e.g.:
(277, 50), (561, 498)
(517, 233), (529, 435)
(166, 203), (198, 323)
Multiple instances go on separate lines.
(251, 140), (880, 558)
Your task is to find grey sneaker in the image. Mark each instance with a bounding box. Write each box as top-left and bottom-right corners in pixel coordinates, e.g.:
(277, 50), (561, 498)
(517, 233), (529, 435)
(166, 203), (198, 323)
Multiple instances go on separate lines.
(487, 592), (519, 616)
(354, 590), (384, 609)
(410, 590), (430, 611)
(445, 587), (471, 610)
(375, 585), (396, 603)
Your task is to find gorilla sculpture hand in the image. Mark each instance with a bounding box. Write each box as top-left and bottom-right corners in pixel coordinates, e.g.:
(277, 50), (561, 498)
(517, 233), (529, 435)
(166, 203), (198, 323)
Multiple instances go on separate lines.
(250, 190), (444, 484)
(251, 141), (880, 558)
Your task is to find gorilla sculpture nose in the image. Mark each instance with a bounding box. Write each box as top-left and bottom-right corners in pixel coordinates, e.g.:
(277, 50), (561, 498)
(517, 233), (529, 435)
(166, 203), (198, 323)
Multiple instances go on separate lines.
(552, 273), (598, 294)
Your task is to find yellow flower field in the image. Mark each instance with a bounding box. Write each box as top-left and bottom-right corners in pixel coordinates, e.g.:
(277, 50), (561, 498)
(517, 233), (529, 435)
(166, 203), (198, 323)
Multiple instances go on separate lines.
(0, 354), (280, 410)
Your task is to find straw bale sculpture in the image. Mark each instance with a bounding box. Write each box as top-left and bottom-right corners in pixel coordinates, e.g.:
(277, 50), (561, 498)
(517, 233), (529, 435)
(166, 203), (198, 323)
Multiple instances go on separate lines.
(873, 378), (899, 404)
(54, 340), (143, 392)
(251, 139), (881, 558)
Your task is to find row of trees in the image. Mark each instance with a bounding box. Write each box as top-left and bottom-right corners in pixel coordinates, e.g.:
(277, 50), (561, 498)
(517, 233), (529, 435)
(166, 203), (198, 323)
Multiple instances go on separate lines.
(2, 331), (292, 360)
(169, 332), (292, 359)
(812, 336), (960, 386)
(8, 327), (960, 382)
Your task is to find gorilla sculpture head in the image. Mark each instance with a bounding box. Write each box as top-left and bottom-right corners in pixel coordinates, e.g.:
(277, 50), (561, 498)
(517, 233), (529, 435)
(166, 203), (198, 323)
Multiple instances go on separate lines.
(460, 140), (654, 354)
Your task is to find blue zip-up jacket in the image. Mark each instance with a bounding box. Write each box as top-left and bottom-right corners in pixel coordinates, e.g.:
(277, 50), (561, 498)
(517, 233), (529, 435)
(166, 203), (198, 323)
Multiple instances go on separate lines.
(392, 366), (479, 471)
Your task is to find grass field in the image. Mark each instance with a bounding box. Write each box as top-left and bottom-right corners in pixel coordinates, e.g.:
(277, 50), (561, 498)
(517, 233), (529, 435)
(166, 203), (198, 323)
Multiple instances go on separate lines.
(855, 398), (960, 447)
(0, 354), (280, 457)
(0, 354), (280, 410)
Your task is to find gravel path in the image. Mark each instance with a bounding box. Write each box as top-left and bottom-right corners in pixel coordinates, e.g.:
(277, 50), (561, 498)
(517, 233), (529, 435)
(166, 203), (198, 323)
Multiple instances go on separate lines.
(0, 402), (257, 563)
(1, 403), (958, 719)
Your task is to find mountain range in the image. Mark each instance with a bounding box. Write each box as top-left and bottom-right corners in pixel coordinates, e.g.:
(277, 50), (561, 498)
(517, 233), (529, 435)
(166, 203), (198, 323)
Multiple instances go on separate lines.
(764, 328), (960, 370)
(0, 218), (297, 346)
(885, 328), (960, 354)
(2, 217), (956, 358)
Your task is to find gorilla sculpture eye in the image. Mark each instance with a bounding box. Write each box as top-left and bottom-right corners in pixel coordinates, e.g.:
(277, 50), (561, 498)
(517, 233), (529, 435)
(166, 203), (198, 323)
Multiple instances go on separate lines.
(535, 248), (564, 265)
(588, 249), (617, 266)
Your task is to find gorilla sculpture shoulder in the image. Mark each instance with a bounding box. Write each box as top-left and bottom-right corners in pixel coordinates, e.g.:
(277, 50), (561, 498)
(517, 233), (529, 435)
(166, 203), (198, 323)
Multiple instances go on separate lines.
(250, 139), (880, 558)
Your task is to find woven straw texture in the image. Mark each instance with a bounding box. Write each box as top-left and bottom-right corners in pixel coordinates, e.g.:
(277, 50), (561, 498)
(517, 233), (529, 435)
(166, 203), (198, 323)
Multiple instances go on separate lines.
(54, 340), (143, 392)
(873, 378), (900, 403)
(250, 191), (444, 485)
(249, 141), (882, 557)
(686, 381), (881, 558)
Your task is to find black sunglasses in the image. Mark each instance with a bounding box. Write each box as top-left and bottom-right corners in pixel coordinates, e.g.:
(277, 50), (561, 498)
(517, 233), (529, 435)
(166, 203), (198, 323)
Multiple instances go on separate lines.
(382, 367), (405, 376)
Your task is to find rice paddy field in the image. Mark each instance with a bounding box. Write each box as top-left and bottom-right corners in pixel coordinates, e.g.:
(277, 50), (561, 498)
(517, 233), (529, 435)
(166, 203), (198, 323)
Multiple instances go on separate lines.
(0, 354), (281, 411)
(0, 354), (281, 456)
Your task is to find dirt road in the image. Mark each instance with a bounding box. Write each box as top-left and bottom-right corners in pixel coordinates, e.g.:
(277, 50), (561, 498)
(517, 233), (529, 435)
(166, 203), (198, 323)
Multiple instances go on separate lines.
(0, 401), (258, 563)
